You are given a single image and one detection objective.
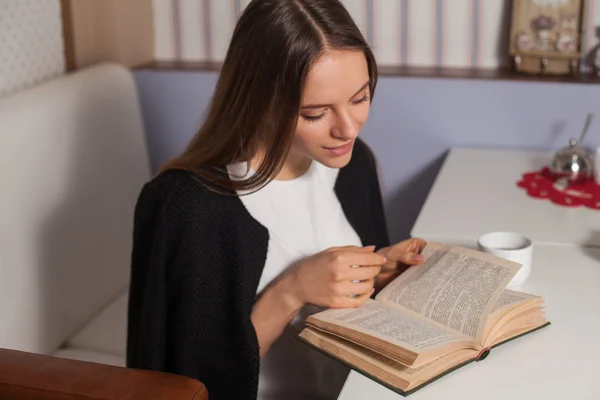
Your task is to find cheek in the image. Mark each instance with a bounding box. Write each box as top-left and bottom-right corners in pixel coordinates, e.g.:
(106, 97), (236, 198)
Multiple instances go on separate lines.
(355, 103), (370, 126)
(293, 120), (331, 150)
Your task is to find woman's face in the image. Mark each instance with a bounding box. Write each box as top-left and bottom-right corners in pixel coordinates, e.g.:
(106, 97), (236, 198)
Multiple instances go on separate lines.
(291, 49), (371, 169)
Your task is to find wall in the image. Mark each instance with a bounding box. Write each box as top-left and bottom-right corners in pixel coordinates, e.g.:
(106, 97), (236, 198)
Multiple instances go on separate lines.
(152, 0), (600, 69)
(133, 69), (600, 242)
(0, 0), (154, 98)
(0, 0), (65, 97)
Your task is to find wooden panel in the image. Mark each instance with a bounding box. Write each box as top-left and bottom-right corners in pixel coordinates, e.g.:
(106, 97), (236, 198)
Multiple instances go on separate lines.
(62, 0), (154, 70)
(60, 0), (76, 72)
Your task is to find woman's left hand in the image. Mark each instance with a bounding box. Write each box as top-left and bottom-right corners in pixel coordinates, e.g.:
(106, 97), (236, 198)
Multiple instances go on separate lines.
(374, 238), (427, 291)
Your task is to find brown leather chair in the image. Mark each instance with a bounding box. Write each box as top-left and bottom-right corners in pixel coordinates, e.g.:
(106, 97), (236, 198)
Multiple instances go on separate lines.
(0, 348), (208, 400)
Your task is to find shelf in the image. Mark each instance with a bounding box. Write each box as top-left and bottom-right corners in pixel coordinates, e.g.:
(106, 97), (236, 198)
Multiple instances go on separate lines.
(135, 61), (600, 85)
(377, 65), (600, 84)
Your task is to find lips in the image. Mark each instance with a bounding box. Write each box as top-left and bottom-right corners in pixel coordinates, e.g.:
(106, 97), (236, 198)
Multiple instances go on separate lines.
(324, 140), (355, 157)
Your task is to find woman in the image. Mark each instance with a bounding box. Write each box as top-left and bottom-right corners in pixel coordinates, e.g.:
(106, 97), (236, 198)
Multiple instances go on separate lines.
(126, 0), (426, 399)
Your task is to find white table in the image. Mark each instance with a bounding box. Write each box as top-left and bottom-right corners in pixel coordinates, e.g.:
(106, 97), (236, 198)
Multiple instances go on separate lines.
(338, 244), (600, 400)
(411, 148), (600, 248)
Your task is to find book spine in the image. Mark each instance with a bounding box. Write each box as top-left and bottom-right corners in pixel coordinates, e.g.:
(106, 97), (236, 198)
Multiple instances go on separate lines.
(476, 347), (491, 361)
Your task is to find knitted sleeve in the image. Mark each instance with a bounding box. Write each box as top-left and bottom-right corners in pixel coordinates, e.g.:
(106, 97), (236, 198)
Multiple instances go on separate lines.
(126, 178), (260, 400)
(126, 183), (169, 371)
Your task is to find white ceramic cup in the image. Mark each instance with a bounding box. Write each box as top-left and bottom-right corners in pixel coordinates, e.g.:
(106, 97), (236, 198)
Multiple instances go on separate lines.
(477, 231), (533, 288)
(594, 147), (600, 185)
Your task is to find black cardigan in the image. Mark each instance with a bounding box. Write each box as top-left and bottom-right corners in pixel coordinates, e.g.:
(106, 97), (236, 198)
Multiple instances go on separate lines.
(126, 139), (390, 400)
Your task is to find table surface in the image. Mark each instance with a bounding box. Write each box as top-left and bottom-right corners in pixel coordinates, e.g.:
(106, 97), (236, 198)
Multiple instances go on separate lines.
(338, 244), (600, 400)
(410, 148), (600, 248)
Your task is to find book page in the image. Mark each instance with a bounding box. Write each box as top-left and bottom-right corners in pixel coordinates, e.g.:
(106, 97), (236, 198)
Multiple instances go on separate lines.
(308, 299), (466, 354)
(484, 290), (545, 346)
(491, 290), (538, 315)
(375, 242), (520, 342)
(299, 328), (477, 393)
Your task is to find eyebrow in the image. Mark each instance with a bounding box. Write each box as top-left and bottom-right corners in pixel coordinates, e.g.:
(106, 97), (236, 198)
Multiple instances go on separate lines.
(300, 81), (370, 110)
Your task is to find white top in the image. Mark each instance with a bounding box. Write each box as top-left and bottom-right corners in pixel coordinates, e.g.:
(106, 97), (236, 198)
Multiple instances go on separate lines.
(411, 148), (600, 248)
(227, 160), (363, 400)
(338, 244), (600, 399)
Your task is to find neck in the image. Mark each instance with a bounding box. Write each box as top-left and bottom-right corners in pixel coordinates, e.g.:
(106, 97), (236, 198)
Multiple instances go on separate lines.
(249, 149), (312, 181)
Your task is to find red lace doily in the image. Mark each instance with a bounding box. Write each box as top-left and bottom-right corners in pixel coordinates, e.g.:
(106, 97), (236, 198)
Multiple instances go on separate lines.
(517, 167), (600, 210)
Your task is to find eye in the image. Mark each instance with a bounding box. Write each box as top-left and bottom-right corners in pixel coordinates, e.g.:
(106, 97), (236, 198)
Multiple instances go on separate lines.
(352, 95), (370, 105)
(301, 112), (326, 123)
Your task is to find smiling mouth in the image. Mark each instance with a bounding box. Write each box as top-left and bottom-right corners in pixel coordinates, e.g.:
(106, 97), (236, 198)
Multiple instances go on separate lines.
(323, 140), (355, 157)
(324, 141), (354, 150)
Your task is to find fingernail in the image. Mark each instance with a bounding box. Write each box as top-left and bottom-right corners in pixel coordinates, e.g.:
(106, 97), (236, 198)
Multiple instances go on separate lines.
(382, 256), (388, 263)
(412, 254), (424, 262)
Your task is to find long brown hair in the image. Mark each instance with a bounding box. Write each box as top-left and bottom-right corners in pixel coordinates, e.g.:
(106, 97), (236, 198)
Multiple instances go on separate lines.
(159, 0), (378, 192)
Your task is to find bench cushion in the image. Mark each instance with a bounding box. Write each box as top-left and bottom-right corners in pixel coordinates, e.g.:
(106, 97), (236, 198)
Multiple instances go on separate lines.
(52, 348), (125, 367)
(0, 63), (150, 355)
(66, 290), (128, 357)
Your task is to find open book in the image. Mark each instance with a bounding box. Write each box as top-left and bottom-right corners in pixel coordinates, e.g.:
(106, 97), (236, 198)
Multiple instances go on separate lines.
(298, 242), (549, 396)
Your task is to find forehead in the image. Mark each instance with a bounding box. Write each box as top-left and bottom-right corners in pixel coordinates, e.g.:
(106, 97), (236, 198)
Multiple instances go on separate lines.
(302, 50), (369, 103)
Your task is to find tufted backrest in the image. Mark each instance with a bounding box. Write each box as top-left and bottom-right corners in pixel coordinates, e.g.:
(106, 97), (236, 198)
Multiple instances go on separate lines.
(0, 63), (150, 354)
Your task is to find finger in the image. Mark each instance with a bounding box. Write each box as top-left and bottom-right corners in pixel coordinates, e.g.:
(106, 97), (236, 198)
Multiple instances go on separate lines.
(342, 279), (375, 296)
(387, 246), (425, 265)
(346, 288), (375, 308)
(337, 250), (387, 266)
(327, 245), (376, 253)
(346, 265), (381, 281)
(408, 238), (427, 253)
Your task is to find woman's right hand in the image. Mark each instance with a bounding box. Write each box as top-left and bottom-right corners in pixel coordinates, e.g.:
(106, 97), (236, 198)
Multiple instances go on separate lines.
(289, 245), (386, 309)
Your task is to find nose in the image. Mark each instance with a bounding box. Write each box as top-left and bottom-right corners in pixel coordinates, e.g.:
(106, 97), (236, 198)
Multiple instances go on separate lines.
(331, 109), (360, 141)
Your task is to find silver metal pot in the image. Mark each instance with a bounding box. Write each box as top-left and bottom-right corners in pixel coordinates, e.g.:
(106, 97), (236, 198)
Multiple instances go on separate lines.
(549, 113), (595, 185)
(549, 138), (593, 184)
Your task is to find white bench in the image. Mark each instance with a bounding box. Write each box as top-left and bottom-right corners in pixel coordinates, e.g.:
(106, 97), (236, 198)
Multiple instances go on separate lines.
(0, 63), (150, 366)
